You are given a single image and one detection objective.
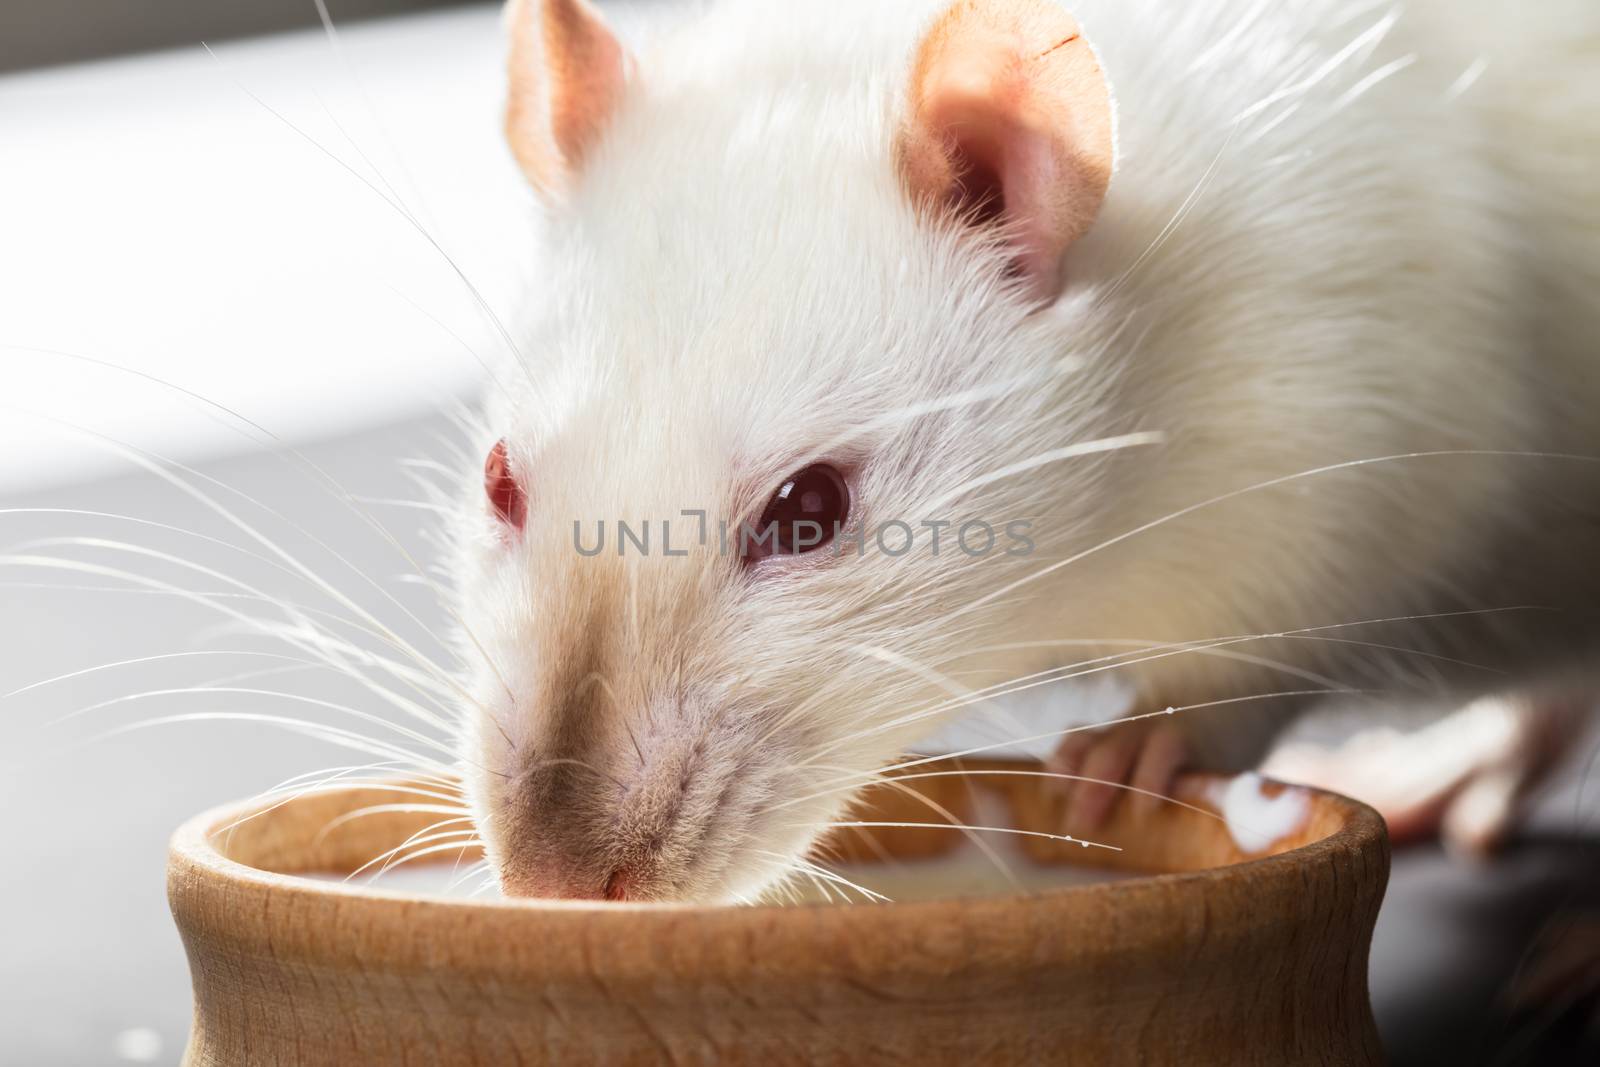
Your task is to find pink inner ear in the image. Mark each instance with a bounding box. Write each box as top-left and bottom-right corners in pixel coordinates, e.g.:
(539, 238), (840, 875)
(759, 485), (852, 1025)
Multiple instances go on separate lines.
(897, 0), (1115, 300)
(918, 72), (1067, 284)
(543, 0), (628, 173)
(505, 0), (629, 197)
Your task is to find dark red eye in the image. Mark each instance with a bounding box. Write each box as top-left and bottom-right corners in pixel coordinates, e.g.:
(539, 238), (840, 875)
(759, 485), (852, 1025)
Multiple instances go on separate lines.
(485, 439), (526, 530)
(745, 464), (850, 561)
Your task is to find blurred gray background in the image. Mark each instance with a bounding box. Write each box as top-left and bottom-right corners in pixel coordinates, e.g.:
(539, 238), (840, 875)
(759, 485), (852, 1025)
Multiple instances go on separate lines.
(0, 0), (481, 72)
(2, 2), (1597, 1064)
(3, 4), (515, 1063)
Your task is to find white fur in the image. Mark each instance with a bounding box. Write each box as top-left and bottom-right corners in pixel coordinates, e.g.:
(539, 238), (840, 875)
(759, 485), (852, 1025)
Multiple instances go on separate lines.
(454, 0), (1600, 902)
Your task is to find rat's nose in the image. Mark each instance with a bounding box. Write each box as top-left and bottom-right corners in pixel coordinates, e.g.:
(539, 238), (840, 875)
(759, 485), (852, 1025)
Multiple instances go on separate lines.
(490, 788), (644, 899)
(490, 693), (735, 902)
(499, 853), (631, 901)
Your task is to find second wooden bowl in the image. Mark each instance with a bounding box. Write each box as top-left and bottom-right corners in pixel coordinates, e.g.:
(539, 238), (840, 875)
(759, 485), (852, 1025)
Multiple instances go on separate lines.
(168, 759), (1388, 1065)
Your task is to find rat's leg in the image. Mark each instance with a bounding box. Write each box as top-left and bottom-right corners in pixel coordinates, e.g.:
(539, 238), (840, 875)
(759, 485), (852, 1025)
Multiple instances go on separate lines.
(1261, 690), (1588, 855)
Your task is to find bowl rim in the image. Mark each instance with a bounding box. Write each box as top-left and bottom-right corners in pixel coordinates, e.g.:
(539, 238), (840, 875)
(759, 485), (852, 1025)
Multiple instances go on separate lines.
(169, 770), (1389, 948)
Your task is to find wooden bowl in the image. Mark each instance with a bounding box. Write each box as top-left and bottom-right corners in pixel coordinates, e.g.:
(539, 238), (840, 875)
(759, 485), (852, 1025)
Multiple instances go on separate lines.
(168, 759), (1388, 1065)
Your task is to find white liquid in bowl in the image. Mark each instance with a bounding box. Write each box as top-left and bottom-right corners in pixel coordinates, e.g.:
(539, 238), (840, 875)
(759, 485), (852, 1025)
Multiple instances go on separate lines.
(302, 790), (1132, 904)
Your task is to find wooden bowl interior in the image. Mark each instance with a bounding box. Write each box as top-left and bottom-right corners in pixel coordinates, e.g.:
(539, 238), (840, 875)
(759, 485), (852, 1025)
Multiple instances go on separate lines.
(207, 758), (1346, 894)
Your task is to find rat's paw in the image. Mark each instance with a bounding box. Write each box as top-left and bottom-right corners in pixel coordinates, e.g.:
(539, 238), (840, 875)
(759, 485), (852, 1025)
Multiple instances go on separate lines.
(1261, 692), (1580, 857)
(1046, 717), (1188, 837)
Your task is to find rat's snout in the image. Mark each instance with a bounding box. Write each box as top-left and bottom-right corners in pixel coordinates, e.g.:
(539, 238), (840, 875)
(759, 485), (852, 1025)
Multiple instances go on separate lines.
(488, 693), (753, 903)
(489, 759), (633, 901)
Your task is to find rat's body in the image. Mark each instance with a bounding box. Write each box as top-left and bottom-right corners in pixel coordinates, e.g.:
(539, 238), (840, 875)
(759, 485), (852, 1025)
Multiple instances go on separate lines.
(455, 0), (1600, 901)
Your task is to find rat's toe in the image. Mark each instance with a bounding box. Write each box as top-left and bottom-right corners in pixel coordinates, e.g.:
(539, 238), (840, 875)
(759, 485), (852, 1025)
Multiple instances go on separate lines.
(1062, 729), (1142, 835)
(1128, 724), (1188, 818)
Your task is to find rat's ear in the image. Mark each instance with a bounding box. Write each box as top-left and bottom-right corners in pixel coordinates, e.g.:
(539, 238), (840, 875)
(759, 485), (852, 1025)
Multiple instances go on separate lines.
(896, 0), (1115, 300)
(504, 0), (630, 199)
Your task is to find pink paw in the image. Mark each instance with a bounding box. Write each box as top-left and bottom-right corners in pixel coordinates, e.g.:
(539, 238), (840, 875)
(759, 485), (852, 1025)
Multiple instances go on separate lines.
(1047, 719), (1189, 836)
(1260, 694), (1579, 856)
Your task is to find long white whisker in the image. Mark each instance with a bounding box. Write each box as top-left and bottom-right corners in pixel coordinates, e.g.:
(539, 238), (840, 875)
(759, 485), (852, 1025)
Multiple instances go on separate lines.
(958, 451), (1600, 621)
(801, 689), (1351, 800)
(778, 768), (1224, 822)
(823, 821), (1119, 852)
(51, 686), (458, 760)
(1, 650), (305, 700)
(920, 432), (1167, 516)
(199, 44), (533, 384)
(86, 712), (452, 770)
(0, 407), (469, 696)
(2, 386), (508, 719)
(0, 553), (459, 732)
(825, 762), (1019, 889)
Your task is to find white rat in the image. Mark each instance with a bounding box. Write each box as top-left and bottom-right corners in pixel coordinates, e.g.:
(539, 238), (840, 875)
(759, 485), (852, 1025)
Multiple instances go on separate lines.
(454, 0), (1600, 901)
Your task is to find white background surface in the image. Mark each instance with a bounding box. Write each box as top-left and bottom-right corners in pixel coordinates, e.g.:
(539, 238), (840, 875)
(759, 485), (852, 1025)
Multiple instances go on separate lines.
(0, 9), (519, 1061)
(1, 4), (521, 493)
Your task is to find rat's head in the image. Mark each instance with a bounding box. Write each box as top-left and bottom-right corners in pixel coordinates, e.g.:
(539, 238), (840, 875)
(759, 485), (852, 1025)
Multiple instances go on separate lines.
(456, 0), (1121, 902)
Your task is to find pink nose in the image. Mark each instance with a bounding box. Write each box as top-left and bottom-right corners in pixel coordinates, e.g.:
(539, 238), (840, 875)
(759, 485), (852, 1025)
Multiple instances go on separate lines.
(499, 859), (636, 901)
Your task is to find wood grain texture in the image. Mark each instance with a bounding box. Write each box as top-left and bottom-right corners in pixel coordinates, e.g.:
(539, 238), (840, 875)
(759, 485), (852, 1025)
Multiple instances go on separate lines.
(168, 759), (1388, 1065)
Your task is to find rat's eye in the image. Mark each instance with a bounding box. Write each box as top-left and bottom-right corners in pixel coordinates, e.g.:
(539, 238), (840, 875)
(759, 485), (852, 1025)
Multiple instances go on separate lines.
(485, 439), (527, 530)
(747, 464), (850, 560)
